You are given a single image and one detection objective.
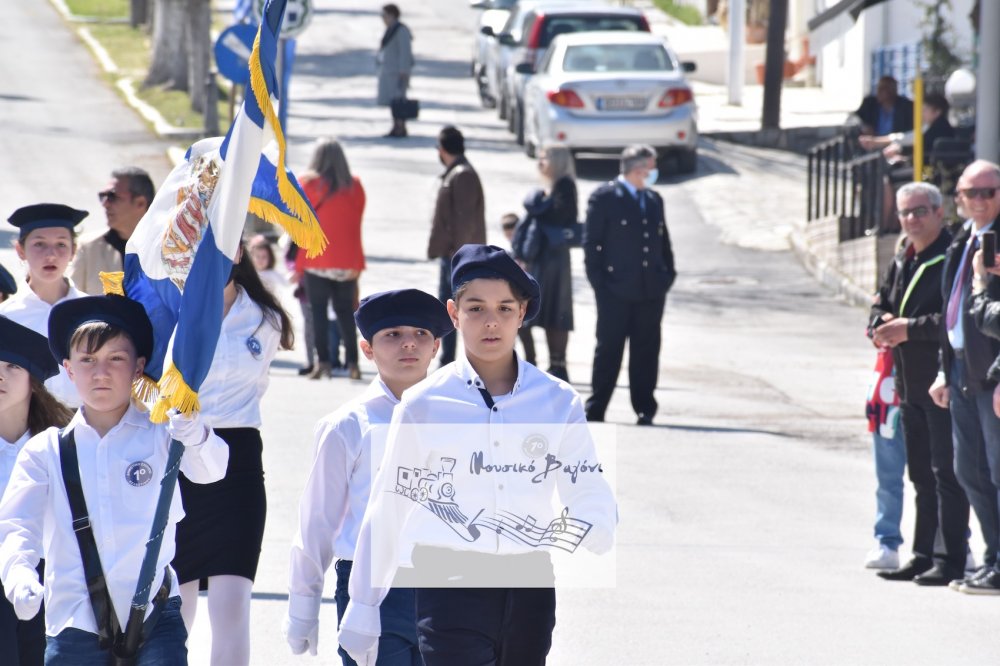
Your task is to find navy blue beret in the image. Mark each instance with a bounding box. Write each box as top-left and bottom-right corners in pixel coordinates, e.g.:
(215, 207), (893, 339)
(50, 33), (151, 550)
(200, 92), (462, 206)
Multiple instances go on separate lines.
(0, 263), (15, 296)
(48, 295), (154, 362)
(354, 289), (454, 341)
(9, 203), (88, 237)
(450, 244), (541, 321)
(0, 316), (60, 381)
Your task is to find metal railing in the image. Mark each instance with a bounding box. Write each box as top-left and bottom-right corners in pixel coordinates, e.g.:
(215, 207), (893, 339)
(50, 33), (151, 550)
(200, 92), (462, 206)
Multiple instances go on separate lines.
(807, 133), (887, 241)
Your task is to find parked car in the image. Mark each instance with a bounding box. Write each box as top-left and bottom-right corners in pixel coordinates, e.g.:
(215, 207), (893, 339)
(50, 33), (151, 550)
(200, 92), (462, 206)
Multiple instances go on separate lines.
(520, 31), (699, 172)
(496, 2), (651, 144)
(470, 0), (519, 108)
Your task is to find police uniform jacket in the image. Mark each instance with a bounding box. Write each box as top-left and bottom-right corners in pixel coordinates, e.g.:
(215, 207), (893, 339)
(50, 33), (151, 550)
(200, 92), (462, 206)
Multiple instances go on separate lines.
(868, 228), (950, 401)
(583, 179), (676, 301)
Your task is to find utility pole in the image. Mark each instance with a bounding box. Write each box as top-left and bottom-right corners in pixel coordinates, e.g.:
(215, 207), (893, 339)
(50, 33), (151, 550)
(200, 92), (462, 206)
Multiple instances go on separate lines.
(975, 0), (999, 162)
(761, 0), (789, 130)
(727, 0), (745, 106)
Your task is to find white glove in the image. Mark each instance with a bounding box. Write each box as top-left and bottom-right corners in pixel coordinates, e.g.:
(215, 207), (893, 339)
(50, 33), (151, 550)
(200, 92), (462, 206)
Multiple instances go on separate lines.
(10, 575), (44, 620)
(339, 628), (379, 666)
(166, 409), (209, 447)
(283, 613), (319, 656)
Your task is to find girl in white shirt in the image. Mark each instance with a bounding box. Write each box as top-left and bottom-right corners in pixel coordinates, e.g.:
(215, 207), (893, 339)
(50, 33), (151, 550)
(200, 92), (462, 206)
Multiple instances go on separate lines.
(172, 247), (294, 665)
(0, 295), (228, 665)
(339, 244), (617, 666)
(0, 204), (89, 408)
(0, 317), (73, 665)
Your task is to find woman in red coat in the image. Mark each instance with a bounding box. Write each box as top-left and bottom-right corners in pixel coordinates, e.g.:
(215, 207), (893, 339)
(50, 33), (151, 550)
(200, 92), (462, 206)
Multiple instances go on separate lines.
(297, 138), (366, 380)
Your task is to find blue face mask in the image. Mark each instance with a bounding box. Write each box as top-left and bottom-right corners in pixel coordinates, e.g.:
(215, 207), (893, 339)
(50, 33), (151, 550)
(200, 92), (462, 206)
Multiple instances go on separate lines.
(643, 168), (659, 188)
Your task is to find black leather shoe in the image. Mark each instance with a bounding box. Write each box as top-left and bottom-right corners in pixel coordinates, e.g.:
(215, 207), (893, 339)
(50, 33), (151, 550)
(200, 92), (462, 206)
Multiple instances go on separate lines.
(877, 558), (933, 581)
(586, 412), (604, 423)
(297, 365), (314, 376)
(913, 564), (964, 586)
(636, 413), (653, 426)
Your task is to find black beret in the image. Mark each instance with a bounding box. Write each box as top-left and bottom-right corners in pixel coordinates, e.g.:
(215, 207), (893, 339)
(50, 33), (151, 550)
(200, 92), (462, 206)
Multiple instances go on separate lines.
(8, 204), (88, 237)
(450, 244), (541, 321)
(354, 289), (454, 341)
(0, 316), (60, 381)
(48, 295), (154, 363)
(0, 263), (15, 296)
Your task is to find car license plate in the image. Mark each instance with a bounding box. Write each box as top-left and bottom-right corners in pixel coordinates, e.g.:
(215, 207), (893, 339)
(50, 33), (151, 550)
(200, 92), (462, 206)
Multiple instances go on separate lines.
(596, 95), (648, 111)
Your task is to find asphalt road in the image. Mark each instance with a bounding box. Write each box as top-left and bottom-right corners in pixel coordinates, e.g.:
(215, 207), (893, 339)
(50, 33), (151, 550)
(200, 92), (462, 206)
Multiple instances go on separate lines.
(1, 0), (997, 664)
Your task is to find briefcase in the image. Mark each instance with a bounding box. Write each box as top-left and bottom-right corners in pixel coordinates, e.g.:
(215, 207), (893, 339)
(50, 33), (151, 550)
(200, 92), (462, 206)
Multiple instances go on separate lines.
(391, 97), (419, 121)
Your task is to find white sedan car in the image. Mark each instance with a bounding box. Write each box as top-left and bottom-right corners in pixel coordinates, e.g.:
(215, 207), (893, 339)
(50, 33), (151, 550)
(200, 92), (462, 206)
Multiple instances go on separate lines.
(520, 31), (698, 172)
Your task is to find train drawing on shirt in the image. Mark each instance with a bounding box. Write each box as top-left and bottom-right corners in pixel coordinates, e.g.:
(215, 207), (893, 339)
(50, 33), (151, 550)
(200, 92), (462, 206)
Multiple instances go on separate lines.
(394, 458), (592, 552)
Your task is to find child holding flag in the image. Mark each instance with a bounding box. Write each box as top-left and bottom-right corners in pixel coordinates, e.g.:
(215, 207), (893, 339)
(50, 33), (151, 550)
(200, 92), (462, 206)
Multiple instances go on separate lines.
(0, 295), (228, 663)
(0, 317), (73, 665)
(284, 288), (452, 664)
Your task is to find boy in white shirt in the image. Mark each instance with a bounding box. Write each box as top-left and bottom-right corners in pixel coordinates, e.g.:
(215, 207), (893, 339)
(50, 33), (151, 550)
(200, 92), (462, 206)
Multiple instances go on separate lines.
(284, 288), (453, 664)
(0, 295), (229, 664)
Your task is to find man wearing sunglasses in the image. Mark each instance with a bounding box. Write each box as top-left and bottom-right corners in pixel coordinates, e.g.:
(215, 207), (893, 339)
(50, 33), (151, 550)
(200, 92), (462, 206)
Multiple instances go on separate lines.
(869, 182), (969, 585)
(929, 160), (1000, 594)
(68, 166), (154, 295)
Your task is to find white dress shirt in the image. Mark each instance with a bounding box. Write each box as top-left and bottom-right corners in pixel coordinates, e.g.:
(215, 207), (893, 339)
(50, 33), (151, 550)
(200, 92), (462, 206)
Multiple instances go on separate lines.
(0, 402), (229, 636)
(196, 287), (280, 429)
(286, 378), (398, 622)
(0, 282), (85, 407)
(0, 431), (30, 504)
(342, 354), (617, 638)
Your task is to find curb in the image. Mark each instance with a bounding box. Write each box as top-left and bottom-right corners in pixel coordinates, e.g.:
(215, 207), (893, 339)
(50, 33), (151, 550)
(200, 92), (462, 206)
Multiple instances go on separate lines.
(788, 229), (872, 308)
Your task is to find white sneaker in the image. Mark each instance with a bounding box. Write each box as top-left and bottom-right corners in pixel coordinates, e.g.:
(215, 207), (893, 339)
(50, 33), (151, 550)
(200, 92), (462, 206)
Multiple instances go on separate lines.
(864, 545), (900, 570)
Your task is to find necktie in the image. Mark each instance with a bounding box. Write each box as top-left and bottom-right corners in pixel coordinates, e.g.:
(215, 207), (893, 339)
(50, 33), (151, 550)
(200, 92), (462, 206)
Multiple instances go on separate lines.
(946, 235), (979, 329)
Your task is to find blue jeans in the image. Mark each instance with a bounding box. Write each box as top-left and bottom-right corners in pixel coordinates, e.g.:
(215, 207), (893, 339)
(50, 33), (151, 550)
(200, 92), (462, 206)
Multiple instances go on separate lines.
(45, 597), (187, 665)
(873, 428), (906, 550)
(334, 560), (420, 666)
(949, 359), (1000, 568)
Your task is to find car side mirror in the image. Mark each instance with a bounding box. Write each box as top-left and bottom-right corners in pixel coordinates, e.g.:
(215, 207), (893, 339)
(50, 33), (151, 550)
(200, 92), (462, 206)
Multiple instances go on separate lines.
(682, 61), (697, 73)
(480, 25), (495, 37)
(470, 0), (492, 8)
(498, 32), (516, 46)
(515, 62), (534, 75)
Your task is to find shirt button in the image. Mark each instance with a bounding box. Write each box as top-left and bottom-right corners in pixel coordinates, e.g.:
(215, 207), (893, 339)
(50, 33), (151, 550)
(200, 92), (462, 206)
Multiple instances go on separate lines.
(467, 380), (472, 386)
(643, 232), (649, 238)
(596, 244), (602, 251)
(607, 266), (614, 272)
(620, 219), (627, 225)
(643, 246), (649, 253)
(642, 220), (648, 225)
(498, 484), (504, 490)
(642, 260), (648, 267)
(493, 440), (500, 447)
(492, 406), (498, 412)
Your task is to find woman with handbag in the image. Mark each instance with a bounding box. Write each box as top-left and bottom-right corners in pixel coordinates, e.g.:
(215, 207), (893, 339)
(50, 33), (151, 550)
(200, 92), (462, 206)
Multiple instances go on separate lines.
(518, 143), (578, 382)
(376, 4), (415, 138)
(296, 138), (367, 380)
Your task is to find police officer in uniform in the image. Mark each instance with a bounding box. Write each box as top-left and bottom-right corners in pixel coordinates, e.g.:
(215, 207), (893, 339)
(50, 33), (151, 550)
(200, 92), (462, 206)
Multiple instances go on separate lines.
(583, 145), (676, 425)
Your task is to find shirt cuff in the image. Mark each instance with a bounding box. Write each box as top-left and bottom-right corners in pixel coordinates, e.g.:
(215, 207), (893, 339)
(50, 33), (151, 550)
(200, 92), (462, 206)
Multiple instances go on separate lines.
(288, 593), (322, 621)
(341, 600), (382, 637)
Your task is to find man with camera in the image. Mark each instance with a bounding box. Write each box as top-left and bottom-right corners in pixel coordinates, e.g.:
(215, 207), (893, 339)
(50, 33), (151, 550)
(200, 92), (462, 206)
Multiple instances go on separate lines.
(869, 182), (970, 586)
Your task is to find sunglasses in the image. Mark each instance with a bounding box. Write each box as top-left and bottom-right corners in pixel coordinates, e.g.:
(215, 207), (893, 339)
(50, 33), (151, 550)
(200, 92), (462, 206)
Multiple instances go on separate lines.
(960, 187), (998, 200)
(98, 189), (119, 203)
(897, 206), (930, 218)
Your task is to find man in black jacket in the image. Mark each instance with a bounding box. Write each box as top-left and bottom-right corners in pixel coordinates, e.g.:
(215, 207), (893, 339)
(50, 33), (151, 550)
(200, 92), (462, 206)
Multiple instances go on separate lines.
(854, 76), (914, 137)
(929, 160), (1000, 594)
(583, 145), (676, 425)
(869, 182), (969, 585)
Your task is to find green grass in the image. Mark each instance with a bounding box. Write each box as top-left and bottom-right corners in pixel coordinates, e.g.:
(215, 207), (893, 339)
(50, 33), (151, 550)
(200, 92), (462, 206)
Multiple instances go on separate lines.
(65, 0), (127, 18)
(652, 0), (703, 26)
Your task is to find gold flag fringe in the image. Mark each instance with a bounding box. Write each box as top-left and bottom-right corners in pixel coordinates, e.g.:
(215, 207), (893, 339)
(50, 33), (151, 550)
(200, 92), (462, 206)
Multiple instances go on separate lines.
(248, 32), (327, 258)
(132, 374), (160, 405)
(247, 197), (327, 258)
(149, 364), (201, 424)
(99, 271), (125, 296)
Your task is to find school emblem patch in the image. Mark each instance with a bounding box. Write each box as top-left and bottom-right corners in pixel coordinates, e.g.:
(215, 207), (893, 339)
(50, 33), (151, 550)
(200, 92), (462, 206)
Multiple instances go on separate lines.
(126, 461), (154, 487)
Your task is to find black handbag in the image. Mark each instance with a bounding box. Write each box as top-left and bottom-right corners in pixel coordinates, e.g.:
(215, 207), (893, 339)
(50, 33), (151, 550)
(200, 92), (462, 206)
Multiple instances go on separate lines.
(391, 97), (419, 120)
(511, 216), (543, 263)
(540, 222), (584, 248)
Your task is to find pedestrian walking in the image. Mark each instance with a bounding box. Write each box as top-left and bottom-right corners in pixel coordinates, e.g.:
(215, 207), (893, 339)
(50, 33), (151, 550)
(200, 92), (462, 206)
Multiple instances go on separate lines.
(284, 288), (452, 664)
(0, 317), (73, 666)
(500, 211), (537, 366)
(517, 143), (578, 382)
(337, 245), (617, 666)
(172, 248), (295, 664)
(376, 3), (414, 138)
(582, 145), (676, 425)
(427, 126), (485, 366)
(0, 204), (89, 408)
(297, 138), (366, 381)
(0, 295), (228, 665)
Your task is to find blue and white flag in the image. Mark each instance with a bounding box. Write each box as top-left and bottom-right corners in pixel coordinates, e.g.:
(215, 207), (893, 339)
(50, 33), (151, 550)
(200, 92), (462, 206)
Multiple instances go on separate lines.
(106, 0), (325, 420)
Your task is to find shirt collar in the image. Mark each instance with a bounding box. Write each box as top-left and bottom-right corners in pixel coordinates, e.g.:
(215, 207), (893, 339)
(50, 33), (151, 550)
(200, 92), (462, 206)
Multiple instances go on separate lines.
(69, 400), (152, 437)
(367, 377), (401, 405)
(1, 430), (30, 451)
(453, 351), (525, 396)
(616, 175), (639, 199)
(22, 280), (83, 306)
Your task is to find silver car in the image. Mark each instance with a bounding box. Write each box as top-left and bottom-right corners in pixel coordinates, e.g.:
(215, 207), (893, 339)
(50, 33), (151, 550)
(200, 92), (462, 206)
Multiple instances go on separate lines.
(520, 31), (698, 172)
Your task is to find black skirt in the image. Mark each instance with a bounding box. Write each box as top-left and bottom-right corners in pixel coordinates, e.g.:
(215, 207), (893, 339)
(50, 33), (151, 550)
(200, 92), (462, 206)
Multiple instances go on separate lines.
(172, 428), (266, 587)
(529, 244), (574, 331)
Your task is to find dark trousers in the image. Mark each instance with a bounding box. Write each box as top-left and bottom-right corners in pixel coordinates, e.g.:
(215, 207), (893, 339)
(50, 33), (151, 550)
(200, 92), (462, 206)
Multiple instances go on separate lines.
(0, 562), (45, 666)
(437, 257), (456, 365)
(586, 291), (666, 419)
(899, 398), (970, 570)
(334, 560), (420, 666)
(305, 272), (358, 366)
(415, 588), (555, 666)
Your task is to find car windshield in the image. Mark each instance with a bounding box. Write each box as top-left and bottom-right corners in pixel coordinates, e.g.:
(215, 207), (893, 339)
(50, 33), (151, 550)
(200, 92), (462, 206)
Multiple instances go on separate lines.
(562, 44), (674, 72)
(539, 16), (645, 49)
